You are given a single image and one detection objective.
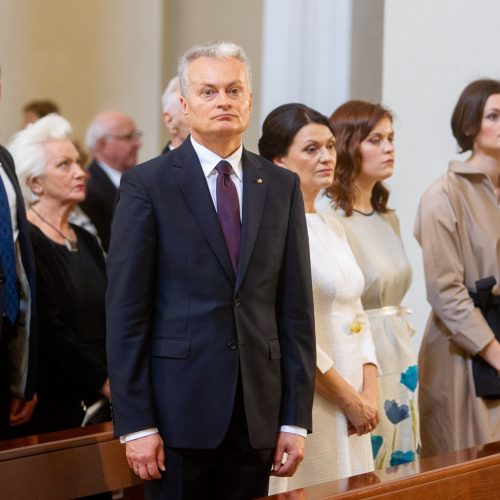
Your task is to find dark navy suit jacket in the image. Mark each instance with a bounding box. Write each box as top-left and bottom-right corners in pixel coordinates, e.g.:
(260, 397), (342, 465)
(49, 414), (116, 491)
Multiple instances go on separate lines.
(106, 138), (315, 449)
(0, 145), (37, 401)
(80, 160), (117, 252)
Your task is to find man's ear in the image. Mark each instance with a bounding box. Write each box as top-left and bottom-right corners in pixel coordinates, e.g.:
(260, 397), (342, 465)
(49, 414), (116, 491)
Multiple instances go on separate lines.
(163, 111), (172, 128)
(180, 96), (189, 118)
(95, 136), (107, 151)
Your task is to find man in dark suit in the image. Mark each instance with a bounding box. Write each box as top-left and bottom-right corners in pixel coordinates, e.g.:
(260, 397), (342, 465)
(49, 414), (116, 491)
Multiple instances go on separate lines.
(160, 76), (190, 154)
(80, 111), (142, 251)
(0, 67), (37, 439)
(106, 41), (315, 500)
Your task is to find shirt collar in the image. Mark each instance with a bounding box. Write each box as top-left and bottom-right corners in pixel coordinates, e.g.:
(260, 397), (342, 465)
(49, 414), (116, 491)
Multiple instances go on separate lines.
(190, 136), (243, 180)
(96, 160), (122, 187)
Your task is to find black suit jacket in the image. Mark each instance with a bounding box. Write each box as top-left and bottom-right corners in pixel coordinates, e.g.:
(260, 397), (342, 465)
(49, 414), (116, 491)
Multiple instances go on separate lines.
(80, 160), (117, 251)
(0, 145), (37, 401)
(161, 141), (172, 155)
(106, 139), (316, 449)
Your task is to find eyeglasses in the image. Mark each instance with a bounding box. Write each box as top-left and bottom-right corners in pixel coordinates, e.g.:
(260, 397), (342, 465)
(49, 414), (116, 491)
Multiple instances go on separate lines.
(104, 130), (143, 142)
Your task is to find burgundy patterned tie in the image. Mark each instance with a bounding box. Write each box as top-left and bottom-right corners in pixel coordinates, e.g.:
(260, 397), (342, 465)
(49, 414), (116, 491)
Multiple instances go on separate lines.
(215, 160), (241, 273)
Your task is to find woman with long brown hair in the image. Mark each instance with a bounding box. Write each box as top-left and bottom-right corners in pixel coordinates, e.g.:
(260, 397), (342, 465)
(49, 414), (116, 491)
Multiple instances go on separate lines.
(317, 100), (420, 468)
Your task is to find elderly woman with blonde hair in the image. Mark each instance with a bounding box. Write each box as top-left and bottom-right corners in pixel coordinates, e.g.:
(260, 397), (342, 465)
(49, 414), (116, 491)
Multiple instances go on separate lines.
(8, 114), (110, 434)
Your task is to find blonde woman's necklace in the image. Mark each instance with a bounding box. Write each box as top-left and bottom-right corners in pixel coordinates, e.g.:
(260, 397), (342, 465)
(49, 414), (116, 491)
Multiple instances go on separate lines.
(30, 207), (78, 252)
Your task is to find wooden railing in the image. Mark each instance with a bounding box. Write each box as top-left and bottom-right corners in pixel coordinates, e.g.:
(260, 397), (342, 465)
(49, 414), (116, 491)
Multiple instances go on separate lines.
(0, 422), (143, 499)
(1, 425), (499, 499)
(261, 440), (500, 499)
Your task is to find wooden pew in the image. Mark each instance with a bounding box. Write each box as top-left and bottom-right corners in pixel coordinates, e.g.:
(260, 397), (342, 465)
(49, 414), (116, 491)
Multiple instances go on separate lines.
(0, 422), (144, 499)
(261, 440), (500, 499)
(1, 425), (499, 499)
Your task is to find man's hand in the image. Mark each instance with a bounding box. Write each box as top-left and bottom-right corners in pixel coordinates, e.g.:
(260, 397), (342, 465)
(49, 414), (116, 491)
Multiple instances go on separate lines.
(10, 394), (37, 426)
(126, 433), (166, 480)
(271, 432), (305, 477)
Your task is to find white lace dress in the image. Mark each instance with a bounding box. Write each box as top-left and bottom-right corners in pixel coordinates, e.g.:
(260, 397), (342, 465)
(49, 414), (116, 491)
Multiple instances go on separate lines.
(269, 212), (377, 493)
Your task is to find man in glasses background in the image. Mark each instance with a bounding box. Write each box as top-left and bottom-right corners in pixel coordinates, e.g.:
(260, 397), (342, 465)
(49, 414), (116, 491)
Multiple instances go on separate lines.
(81, 111), (142, 251)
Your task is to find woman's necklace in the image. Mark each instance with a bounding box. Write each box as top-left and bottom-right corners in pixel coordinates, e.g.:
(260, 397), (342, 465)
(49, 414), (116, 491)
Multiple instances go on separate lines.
(352, 207), (375, 216)
(30, 206), (78, 252)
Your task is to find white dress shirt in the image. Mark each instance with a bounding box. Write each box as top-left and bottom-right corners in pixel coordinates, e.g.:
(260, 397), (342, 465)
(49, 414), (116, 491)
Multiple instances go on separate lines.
(191, 136), (243, 220)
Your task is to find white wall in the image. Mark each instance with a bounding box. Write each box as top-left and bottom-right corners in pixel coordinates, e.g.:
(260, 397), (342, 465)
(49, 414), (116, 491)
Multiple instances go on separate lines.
(382, 0), (500, 348)
(260, 0), (352, 123)
(0, 0), (165, 163)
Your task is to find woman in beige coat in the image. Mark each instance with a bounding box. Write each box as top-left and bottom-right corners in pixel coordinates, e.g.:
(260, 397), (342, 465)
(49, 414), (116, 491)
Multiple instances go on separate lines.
(415, 79), (500, 457)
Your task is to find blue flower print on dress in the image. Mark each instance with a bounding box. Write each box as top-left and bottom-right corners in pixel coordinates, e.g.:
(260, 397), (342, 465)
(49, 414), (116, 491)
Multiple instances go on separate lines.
(384, 400), (409, 424)
(371, 435), (383, 459)
(400, 365), (418, 392)
(390, 450), (415, 466)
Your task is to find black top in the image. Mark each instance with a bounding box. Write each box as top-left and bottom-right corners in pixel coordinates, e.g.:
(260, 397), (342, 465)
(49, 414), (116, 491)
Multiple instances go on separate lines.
(29, 223), (107, 405)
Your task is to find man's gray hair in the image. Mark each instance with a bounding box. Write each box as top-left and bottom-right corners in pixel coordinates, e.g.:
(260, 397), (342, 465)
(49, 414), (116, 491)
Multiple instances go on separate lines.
(178, 41), (252, 97)
(85, 118), (110, 151)
(161, 76), (181, 114)
(8, 113), (72, 205)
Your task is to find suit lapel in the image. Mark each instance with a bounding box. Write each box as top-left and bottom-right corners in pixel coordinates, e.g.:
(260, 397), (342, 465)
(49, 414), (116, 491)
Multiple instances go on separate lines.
(235, 150), (267, 292)
(90, 161), (118, 197)
(0, 146), (36, 287)
(0, 148), (26, 228)
(171, 140), (235, 284)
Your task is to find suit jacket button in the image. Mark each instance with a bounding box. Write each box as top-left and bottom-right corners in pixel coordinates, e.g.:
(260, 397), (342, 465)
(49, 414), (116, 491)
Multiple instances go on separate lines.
(228, 340), (238, 350)
(234, 297), (241, 307)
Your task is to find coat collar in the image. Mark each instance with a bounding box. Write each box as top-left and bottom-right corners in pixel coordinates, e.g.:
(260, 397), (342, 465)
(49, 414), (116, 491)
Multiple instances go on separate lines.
(235, 149), (267, 292)
(89, 160), (119, 192)
(172, 140), (234, 283)
(449, 160), (490, 177)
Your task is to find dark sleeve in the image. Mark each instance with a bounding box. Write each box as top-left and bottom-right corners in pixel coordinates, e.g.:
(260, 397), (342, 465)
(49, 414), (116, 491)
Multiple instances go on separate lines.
(32, 230), (107, 394)
(1, 145), (38, 401)
(276, 174), (316, 432)
(80, 190), (112, 252)
(105, 169), (159, 436)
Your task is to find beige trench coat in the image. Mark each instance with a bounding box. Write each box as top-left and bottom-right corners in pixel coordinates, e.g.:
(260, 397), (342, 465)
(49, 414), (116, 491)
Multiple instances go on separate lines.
(414, 160), (500, 457)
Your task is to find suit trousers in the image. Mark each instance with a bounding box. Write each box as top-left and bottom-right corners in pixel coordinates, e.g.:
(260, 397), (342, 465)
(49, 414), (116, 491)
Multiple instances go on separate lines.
(144, 378), (274, 500)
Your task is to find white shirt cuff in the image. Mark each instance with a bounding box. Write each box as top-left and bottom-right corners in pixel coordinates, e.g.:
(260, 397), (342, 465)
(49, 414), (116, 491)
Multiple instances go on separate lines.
(279, 425), (307, 438)
(316, 344), (334, 374)
(119, 427), (159, 444)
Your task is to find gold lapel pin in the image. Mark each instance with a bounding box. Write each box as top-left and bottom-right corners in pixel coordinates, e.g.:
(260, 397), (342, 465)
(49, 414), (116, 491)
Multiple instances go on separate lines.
(256, 178), (263, 184)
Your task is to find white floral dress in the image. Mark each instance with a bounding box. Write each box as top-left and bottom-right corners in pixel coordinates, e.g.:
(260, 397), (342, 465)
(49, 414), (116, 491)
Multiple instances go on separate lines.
(317, 195), (421, 468)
